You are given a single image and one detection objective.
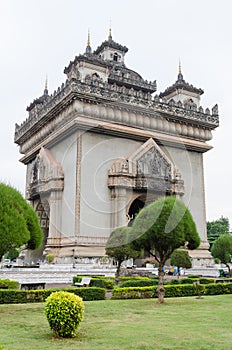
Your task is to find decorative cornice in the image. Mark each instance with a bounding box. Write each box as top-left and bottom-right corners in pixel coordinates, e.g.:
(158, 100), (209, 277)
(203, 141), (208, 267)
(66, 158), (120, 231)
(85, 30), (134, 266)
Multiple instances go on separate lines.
(19, 117), (213, 165)
(14, 78), (219, 148)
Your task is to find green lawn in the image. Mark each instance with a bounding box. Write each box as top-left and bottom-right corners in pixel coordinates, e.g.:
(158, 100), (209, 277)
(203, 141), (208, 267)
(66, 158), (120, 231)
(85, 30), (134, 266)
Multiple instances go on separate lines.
(0, 295), (232, 350)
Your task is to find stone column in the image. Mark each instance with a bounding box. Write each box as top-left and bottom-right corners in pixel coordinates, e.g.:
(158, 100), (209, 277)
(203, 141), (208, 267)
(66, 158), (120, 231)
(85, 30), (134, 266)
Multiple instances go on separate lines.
(110, 187), (128, 229)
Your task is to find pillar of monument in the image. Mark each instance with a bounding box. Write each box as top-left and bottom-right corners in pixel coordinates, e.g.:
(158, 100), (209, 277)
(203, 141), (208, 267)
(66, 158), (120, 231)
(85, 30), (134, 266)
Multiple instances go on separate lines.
(47, 190), (63, 246)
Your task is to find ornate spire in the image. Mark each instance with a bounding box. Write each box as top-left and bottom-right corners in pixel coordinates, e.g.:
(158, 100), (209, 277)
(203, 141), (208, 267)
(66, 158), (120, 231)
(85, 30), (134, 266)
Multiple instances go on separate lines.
(108, 21), (112, 40)
(44, 76), (48, 95)
(178, 60), (183, 81)
(86, 29), (92, 54)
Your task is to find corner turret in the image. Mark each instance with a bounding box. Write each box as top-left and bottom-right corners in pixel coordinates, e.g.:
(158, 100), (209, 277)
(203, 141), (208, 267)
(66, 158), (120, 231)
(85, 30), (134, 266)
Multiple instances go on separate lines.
(160, 63), (204, 107)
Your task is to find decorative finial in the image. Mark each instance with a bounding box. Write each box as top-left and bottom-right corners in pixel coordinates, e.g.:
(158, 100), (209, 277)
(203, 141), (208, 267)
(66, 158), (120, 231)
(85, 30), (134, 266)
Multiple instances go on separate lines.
(109, 20), (112, 40)
(87, 29), (90, 46)
(86, 29), (92, 54)
(44, 76), (48, 95)
(178, 59), (183, 81)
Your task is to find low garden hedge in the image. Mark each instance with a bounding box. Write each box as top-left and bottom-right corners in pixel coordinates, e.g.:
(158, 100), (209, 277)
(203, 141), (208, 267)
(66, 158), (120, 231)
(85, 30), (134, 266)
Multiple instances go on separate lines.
(112, 286), (155, 299)
(118, 279), (158, 288)
(112, 283), (232, 299)
(0, 287), (105, 304)
(166, 278), (215, 285)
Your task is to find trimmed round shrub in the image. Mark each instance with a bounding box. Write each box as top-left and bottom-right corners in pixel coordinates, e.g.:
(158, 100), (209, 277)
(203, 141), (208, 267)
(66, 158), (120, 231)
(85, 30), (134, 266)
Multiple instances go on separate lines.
(0, 279), (19, 289)
(45, 291), (85, 338)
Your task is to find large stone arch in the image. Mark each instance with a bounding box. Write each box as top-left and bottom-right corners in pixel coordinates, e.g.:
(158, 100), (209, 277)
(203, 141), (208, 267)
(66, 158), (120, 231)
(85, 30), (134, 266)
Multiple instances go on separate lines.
(108, 138), (184, 229)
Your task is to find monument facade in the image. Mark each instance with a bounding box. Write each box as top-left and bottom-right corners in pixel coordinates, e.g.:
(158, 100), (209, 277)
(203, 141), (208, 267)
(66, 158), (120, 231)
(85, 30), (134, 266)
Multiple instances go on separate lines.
(14, 30), (219, 265)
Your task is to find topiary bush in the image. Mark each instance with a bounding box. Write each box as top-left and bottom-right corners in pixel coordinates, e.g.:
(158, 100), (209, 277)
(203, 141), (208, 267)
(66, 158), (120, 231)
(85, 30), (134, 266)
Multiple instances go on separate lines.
(0, 279), (19, 289)
(45, 291), (85, 338)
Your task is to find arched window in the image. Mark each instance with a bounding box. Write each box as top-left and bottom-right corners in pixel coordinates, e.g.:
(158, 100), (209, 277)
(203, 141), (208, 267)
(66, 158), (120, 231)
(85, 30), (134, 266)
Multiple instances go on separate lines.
(113, 52), (118, 62)
(92, 73), (100, 79)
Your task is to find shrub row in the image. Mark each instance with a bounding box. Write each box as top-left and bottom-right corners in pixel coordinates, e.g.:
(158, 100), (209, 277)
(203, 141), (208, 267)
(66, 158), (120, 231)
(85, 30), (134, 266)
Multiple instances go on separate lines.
(112, 286), (155, 299)
(112, 283), (232, 299)
(0, 279), (19, 289)
(118, 276), (152, 282)
(165, 278), (215, 285)
(0, 287), (105, 304)
(118, 279), (158, 288)
(117, 277), (215, 288)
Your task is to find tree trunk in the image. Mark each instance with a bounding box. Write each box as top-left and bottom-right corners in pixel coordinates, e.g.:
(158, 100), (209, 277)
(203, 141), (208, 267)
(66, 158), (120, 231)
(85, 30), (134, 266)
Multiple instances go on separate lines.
(115, 263), (121, 285)
(157, 263), (165, 303)
(226, 263), (231, 277)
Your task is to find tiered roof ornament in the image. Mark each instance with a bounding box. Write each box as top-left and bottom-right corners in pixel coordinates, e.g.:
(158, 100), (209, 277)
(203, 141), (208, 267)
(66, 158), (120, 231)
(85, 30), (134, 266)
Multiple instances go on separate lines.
(26, 77), (49, 112)
(160, 62), (204, 107)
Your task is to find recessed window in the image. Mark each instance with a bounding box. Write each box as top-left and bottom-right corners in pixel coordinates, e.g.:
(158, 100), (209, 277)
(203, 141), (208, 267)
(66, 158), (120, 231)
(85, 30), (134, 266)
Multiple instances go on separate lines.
(113, 52), (118, 62)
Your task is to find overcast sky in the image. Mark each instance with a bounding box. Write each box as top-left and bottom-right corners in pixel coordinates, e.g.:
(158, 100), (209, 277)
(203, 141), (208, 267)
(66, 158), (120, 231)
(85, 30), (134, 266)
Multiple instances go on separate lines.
(0, 0), (231, 227)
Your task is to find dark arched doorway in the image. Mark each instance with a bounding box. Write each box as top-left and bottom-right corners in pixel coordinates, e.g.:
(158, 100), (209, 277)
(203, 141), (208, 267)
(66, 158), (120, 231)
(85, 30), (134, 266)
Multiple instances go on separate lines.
(127, 197), (145, 226)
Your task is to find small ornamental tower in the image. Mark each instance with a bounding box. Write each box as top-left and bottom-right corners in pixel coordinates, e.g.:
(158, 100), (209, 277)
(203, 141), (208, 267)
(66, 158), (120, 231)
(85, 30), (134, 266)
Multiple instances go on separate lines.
(160, 62), (204, 108)
(94, 28), (128, 63)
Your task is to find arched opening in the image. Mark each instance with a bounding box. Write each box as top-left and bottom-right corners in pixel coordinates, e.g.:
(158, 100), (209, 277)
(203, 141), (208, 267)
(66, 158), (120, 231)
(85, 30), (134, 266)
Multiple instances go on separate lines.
(113, 52), (118, 62)
(92, 72), (100, 79)
(127, 197), (145, 226)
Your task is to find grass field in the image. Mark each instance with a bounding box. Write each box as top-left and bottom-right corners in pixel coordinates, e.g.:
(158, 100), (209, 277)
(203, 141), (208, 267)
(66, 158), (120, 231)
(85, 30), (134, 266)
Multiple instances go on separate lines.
(0, 295), (232, 350)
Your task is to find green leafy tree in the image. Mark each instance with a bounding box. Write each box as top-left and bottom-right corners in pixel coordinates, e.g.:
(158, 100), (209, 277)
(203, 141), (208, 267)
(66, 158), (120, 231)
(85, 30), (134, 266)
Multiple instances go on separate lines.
(0, 183), (43, 260)
(207, 216), (229, 249)
(130, 196), (200, 303)
(105, 226), (140, 284)
(170, 249), (192, 278)
(211, 234), (232, 276)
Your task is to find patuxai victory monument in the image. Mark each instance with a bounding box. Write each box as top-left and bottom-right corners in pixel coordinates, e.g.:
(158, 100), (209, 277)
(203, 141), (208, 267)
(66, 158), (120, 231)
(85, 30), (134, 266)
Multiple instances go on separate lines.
(14, 30), (219, 266)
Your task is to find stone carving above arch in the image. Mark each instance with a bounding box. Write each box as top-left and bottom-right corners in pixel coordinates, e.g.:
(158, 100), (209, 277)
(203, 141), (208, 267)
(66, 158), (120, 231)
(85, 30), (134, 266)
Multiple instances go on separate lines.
(27, 147), (64, 198)
(128, 138), (174, 179)
(108, 138), (184, 195)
